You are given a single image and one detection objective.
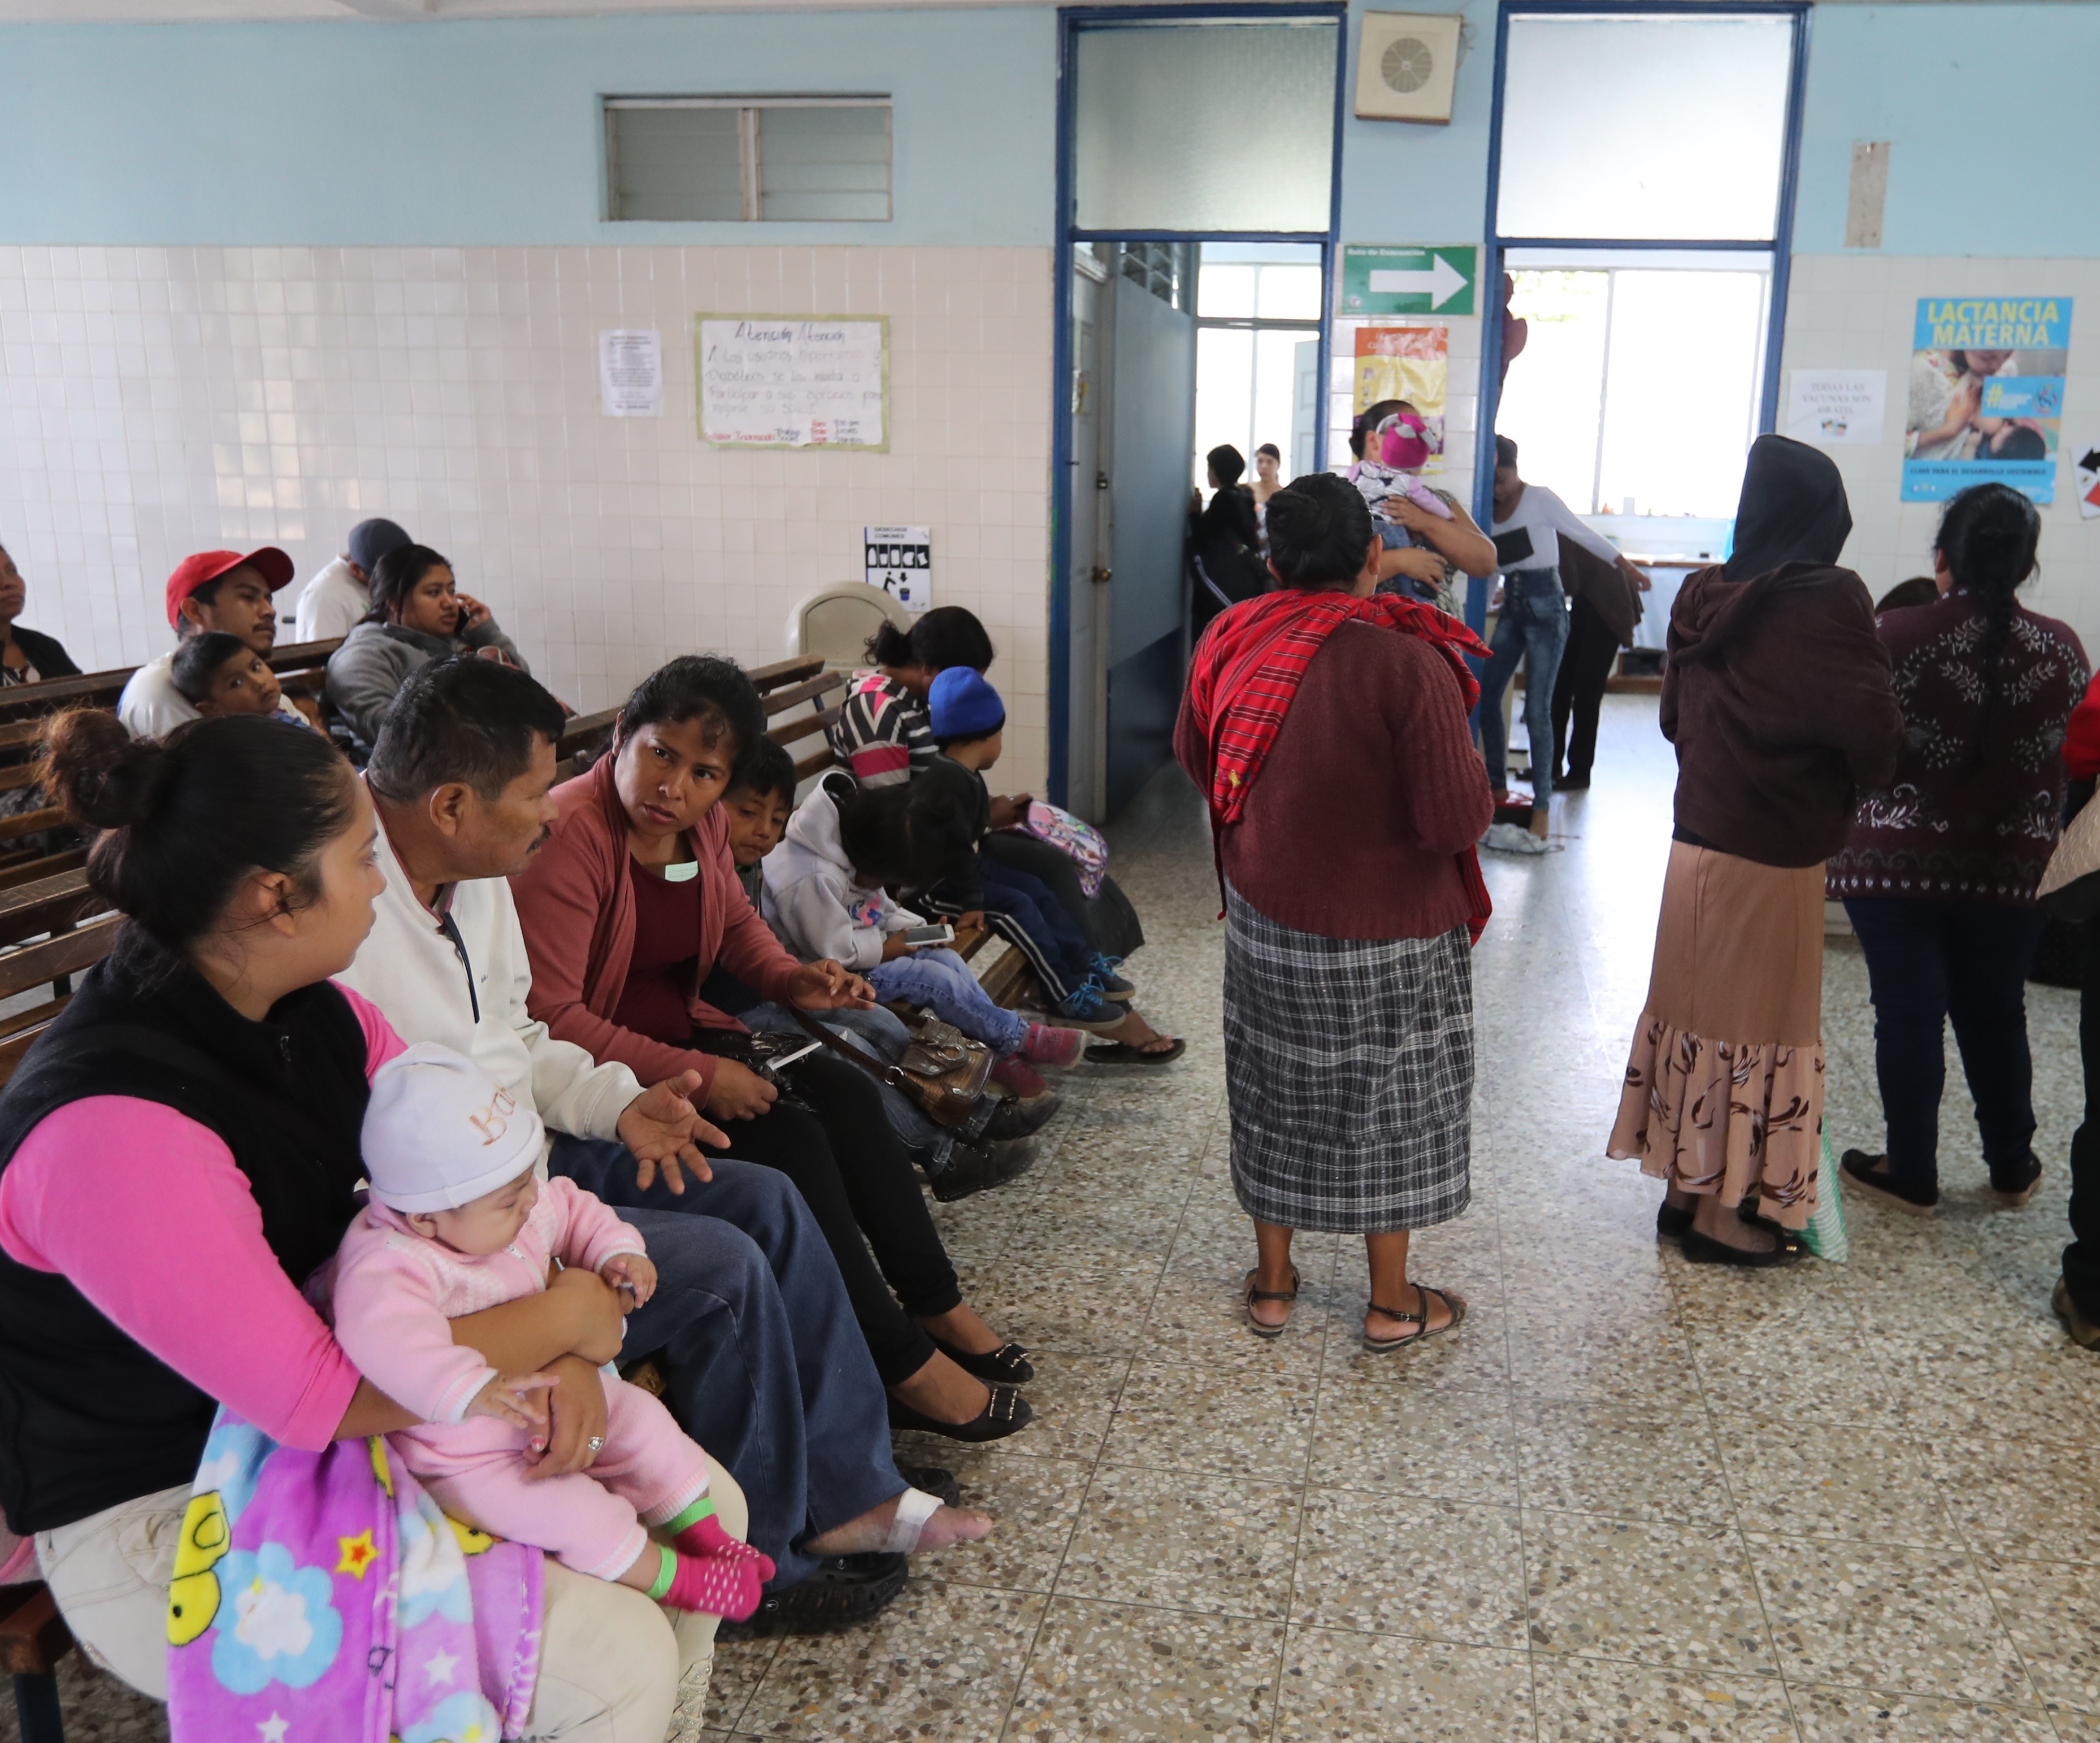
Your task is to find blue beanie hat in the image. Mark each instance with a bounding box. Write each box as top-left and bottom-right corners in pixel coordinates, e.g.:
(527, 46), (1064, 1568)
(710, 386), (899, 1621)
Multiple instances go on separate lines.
(346, 517), (412, 574)
(928, 667), (1005, 740)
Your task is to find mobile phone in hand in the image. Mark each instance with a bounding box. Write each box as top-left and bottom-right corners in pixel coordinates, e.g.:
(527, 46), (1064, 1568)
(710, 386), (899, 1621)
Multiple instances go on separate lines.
(899, 923), (956, 947)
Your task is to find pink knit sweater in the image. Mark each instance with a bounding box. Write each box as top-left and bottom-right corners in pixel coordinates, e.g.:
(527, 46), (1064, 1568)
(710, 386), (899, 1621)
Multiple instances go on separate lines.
(507, 757), (804, 1095)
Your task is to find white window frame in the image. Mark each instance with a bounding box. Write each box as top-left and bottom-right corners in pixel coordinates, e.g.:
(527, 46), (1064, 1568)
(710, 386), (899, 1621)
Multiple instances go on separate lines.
(603, 95), (894, 224)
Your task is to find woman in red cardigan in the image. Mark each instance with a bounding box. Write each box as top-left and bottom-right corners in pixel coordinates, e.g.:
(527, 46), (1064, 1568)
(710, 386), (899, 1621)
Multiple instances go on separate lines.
(510, 656), (1031, 1444)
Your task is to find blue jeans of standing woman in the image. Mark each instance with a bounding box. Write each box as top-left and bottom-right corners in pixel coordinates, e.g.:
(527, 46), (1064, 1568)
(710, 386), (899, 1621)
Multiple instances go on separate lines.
(1477, 567), (1569, 805)
(1842, 897), (2049, 1193)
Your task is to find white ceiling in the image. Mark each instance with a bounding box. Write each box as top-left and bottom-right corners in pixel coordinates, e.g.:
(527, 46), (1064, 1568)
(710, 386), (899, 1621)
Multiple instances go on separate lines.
(0, 0), (1066, 18)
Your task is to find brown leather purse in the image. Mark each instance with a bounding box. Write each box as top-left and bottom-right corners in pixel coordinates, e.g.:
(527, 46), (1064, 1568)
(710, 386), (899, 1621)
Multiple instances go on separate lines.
(793, 1007), (996, 1131)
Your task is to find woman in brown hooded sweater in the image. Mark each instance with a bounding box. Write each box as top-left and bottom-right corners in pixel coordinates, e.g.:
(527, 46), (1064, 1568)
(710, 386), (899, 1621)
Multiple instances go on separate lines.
(1608, 436), (1903, 1265)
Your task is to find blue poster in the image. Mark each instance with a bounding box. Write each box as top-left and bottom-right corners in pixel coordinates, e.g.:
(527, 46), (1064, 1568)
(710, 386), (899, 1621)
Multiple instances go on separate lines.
(1903, 297), (2072, 503)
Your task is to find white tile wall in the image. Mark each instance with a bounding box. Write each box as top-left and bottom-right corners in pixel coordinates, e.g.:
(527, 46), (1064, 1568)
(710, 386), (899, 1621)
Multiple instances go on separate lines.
(1781, 254), (2100, 654)
(0, 244), (1058, 787)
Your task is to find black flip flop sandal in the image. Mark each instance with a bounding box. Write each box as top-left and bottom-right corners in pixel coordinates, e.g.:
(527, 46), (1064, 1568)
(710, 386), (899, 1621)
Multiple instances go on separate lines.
(893, 1464), (962, 1508)
(931, 1337), (1035, 1385)
(887, 1384), (1034, 1442)
(1083, 1037), (1186, 1066)
(717, 1550), (909, 1639)
(1363, 1284), (1465, 1353)
(1243, 1266), (1299, 1338)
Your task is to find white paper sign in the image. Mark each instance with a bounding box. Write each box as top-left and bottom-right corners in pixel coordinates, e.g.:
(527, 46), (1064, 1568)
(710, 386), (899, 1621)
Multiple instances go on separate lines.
(865, 525), (931, 613)
(1786, 368), (1887, 446)
(598, 329), (662, 418)
(697, 316), (888, 449)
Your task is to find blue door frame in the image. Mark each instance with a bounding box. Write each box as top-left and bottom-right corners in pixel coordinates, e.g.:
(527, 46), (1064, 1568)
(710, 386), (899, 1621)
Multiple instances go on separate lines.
(1048, 1), (1347, 806)
(1470, 0), (1814, 623)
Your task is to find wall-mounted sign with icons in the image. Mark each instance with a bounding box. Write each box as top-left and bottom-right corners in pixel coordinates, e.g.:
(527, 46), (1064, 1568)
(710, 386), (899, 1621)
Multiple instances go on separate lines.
(864, 525), (931, 613)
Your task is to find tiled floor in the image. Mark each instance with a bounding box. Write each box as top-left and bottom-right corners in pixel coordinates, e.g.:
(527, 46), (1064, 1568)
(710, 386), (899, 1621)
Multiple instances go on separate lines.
(14, 693), (2100, 1742)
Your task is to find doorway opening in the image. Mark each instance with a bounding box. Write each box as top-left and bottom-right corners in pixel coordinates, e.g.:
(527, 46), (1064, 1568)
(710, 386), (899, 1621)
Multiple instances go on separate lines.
(1192, 242), (1326, 492)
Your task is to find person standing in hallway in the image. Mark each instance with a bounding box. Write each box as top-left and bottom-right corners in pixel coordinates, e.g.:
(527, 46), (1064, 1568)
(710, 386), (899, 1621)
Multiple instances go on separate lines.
(2055, 675), (2100, 1347)
(293, 515), (411, 644)
(1827, 485), (2087, 1216)
(1177, 472), (1494, 1351)
(1480, 436), (1643, 851)
(1548, 534), (1648, 792)
(1190, 444), (1268, 636)
(1609, 436), (1902, 1265)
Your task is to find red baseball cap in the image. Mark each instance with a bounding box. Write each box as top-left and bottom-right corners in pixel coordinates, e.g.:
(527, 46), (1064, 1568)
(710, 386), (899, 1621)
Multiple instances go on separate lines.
(164, 546), (296, 629)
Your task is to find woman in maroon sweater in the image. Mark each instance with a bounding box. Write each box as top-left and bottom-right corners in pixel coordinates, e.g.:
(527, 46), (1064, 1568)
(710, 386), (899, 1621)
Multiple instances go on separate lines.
(1176, 472), (1495, 1353)
(1609, 436), (1902, 1264)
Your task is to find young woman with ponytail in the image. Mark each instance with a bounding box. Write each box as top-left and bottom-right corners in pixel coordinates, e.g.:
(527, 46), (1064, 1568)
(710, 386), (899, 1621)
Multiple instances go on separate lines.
(0, 711), (732, 1737)
(1829, 482), (2090, 1216)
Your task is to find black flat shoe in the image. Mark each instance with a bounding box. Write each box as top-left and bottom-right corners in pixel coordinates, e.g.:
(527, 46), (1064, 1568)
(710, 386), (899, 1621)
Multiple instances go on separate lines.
(983, 1091), (1061, 1141)
(931, 1337), (1035, 1385)
(887, 1384), (1033, 1442)
(1841, 1148), (1938, 1216)
(1990, 1154), (2043, 1207)
(716, 1551), (908, 1639)
(1682, 1228), (1800, 1268)
(1656, 1201), (1694, 1241)
(893, 1463), (962, 1507)
(926, 1136), (1039, 1202)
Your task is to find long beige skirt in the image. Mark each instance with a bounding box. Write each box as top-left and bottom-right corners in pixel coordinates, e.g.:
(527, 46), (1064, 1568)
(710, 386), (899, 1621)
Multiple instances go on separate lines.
(1607, 840), (1825, 1229)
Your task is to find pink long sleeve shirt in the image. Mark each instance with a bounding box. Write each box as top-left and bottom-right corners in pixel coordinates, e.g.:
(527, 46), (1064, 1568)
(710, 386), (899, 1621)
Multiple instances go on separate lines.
(324, 1178), (646, 1428)
(0, 985), (403, 1453)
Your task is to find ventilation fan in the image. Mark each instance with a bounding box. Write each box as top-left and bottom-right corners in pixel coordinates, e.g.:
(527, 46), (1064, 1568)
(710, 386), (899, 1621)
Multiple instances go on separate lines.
(1356, 11), (1463, 124)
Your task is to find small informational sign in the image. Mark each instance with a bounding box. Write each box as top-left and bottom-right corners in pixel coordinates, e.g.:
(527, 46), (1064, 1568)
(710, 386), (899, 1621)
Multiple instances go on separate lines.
(1340, 244), (1477, 316)
(1353, 327), (1448, 477)
(2075, 445), (2100, 520)
(697, 315), (889, 450)
(865, 526), (931, 613)
(598, 329), (663, 418)
(1902, 295), (2071, 503)
(1786, 368), (1886, 446)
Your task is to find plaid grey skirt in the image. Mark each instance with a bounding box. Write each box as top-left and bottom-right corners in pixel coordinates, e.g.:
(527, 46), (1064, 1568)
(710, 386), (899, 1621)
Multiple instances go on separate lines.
(1222, 886), (1474, 1233)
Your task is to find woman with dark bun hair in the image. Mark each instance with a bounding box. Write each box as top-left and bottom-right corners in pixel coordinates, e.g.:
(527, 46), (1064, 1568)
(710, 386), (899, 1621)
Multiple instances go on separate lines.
(0, 711), (723, 1736)
(1178, 471), (1495, 1350)
(1829, 481), (2088, 1216)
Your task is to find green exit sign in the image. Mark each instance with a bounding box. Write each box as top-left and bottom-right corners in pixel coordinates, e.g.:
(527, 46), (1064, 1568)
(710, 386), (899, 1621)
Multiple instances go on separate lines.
(1340, 245), (1478, 317)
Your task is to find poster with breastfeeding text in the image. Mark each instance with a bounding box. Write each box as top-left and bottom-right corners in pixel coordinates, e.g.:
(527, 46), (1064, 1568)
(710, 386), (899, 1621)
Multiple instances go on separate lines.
(1353, 326), (1448, 476)
(1903, 296), (2071, 502)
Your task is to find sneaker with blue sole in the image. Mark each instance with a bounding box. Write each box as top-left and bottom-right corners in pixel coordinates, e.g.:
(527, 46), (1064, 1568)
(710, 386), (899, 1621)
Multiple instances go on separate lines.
(1087, 952), (1135, 1000)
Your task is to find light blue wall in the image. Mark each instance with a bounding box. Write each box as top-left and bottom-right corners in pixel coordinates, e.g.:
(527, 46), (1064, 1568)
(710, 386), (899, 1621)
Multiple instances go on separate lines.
(1794, 4), (2100, 258)
(1336, 0), (1497, 251)
(0, 9), (1056, 247)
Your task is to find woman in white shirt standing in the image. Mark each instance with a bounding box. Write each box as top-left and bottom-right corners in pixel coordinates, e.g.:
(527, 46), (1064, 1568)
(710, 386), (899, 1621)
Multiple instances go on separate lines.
(1479, 435), (1630, 854)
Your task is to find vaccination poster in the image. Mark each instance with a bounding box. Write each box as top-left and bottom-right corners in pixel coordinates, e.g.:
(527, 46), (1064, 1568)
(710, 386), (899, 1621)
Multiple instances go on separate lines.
(1903, 296), (2071, 502)
(1353, 326), (1448, 476)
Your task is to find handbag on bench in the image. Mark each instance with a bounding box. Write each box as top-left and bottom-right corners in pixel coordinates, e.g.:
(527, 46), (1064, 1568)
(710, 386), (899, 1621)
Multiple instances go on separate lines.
(792, 1007), (996, 1132)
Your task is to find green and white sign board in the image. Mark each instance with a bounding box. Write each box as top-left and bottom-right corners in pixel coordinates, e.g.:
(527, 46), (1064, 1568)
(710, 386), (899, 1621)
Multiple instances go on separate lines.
(1339, 245), (1478, 317)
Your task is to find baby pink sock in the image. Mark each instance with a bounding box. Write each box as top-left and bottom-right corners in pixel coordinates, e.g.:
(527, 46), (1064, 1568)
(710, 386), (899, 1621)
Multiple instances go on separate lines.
(661, 1551), (765, 1622)
(672, 1513), (776, 1581)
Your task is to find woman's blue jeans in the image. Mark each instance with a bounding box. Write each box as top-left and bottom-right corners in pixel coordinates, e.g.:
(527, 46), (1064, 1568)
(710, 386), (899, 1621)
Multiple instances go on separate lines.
(1478, 567), (1570, 805)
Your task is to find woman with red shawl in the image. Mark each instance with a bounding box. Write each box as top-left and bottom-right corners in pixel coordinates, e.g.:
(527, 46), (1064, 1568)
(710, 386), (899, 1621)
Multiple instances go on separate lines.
(1175, 472), (1496, 1353)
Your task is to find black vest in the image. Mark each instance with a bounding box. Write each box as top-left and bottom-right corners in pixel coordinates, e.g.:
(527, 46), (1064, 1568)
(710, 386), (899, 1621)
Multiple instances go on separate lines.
(0, 937), (371, 1533)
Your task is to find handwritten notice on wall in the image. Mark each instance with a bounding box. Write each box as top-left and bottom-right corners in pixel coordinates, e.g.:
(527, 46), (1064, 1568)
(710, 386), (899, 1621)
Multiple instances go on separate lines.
(696, 315), (890, 450)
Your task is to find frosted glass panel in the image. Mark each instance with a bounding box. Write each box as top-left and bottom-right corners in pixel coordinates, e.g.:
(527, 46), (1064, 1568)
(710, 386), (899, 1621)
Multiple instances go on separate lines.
(1498, 15), (1794, 241)
(1074, 21), (1338, 233)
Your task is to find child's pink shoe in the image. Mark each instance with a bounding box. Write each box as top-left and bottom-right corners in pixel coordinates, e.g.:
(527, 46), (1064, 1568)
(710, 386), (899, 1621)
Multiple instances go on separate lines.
(991, 1054), (1049, 1099)
(1019, 1023), (1085, 1069)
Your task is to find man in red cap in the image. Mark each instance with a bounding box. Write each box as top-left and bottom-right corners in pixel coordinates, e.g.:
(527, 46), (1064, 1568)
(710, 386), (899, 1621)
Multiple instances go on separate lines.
(116, 547), (313, 739)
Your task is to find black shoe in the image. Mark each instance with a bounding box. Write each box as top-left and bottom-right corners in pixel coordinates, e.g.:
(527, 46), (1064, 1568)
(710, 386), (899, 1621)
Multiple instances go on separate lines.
(982, 1091), (1061, 1141)
(1841, 1147), (1938, 1216)
(1657, 1201), (1694, 1241)
(888, 1384), (1034, 1442)
(717, 1551), (908, 1640)
(1990, 1154), (2043, 1206)
(926, 1136), (1039, 1202)
(893, 1463), (962, 1507)
(1682, 1227), (1800, 1268)
(931, 1336), (1034, 1385)
(1557, 771), (1591, 790)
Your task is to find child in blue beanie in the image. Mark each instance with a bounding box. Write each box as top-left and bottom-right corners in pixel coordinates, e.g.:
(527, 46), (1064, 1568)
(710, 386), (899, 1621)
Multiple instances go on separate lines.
(915, 669), (1130, 1027)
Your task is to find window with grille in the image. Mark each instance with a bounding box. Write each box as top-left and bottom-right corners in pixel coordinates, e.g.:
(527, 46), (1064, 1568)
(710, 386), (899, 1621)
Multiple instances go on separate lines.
(604, 98), (892, 223)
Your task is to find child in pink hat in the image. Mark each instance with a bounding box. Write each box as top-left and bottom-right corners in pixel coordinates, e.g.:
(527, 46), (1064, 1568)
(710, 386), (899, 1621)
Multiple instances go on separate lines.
(327, 1042), (772, 1618)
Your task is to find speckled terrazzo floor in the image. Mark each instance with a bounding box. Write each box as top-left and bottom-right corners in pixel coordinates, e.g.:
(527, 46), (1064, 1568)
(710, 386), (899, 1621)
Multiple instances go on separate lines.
(12, 693), (2100, 1743)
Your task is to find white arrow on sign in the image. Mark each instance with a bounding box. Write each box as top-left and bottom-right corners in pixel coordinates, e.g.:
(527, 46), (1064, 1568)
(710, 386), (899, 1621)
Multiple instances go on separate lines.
(1368, 255), (1471, 310)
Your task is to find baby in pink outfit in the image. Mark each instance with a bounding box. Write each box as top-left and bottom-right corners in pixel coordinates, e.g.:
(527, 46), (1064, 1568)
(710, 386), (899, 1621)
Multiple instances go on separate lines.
(328, 1042), (773, 1619)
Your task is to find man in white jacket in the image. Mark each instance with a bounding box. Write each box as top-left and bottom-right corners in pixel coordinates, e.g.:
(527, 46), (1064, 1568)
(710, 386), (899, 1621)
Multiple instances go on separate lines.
(340, 658), (988, 1630)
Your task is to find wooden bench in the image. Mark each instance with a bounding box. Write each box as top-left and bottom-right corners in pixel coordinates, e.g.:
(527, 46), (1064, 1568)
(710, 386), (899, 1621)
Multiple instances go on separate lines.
(2, 1581), (69, 1743)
